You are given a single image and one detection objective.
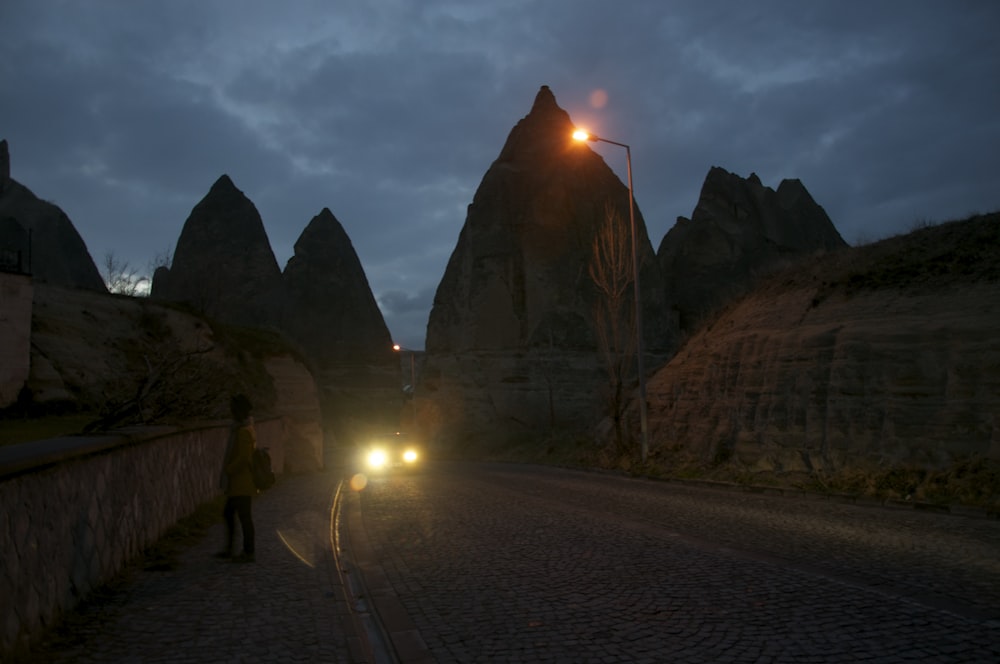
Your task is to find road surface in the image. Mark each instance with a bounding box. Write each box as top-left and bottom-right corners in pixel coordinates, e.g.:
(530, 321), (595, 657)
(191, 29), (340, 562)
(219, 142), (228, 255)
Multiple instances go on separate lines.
(341, 461), (1000, 663)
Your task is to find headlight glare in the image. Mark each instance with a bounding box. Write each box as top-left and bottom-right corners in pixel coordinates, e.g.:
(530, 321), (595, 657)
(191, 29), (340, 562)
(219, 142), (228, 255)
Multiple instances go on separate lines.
(367, 449), (388, 469)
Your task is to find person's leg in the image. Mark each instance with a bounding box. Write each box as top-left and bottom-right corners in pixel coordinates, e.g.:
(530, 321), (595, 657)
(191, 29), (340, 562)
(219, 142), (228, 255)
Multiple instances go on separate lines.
(217, 498), (236, 557)
(235, 496), (255, 556)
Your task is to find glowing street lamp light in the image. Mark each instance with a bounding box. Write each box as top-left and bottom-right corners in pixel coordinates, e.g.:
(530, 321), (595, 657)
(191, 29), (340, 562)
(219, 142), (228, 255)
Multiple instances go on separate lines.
(572, 128), (649, 462)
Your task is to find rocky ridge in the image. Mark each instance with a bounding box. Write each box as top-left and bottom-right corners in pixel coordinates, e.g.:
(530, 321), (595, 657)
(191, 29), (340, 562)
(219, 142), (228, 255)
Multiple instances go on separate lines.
(657, 166), (846, 332)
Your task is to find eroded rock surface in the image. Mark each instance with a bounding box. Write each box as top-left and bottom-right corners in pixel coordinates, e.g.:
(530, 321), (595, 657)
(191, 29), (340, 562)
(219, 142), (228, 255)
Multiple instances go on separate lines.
(645, 214), (1000, 475)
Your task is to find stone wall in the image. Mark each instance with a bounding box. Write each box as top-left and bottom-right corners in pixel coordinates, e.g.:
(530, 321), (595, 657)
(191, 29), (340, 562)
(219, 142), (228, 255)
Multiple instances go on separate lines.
(0, 419), (286, 658)
(0, 271), (32, 407)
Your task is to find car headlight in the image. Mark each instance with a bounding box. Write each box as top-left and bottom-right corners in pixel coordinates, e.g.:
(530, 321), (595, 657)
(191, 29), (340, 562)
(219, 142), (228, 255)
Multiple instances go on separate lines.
(367, 449), (388, 469)
(402, 448), (418, 463)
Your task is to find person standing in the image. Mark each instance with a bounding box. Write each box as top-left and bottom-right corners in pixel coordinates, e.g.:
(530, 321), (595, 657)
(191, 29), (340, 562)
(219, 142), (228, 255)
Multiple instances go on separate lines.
(217, 393), (256, 562)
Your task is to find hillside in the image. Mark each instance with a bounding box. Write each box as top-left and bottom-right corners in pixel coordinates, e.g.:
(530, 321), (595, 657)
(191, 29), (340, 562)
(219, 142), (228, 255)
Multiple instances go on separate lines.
(18, 284), (323, 444)
(641, 212), (1000, 505)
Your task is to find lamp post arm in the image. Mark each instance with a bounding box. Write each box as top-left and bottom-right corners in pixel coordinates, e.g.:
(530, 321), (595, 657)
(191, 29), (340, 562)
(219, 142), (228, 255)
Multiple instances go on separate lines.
(591, 135), (630, 151)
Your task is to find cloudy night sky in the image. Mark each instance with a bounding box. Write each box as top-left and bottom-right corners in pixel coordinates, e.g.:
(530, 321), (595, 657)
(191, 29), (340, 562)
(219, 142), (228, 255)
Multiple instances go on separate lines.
(2, 1), (998, 349)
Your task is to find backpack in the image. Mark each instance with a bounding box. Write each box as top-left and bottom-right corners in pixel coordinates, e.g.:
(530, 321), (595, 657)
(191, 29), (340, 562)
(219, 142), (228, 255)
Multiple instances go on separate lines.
(251, 447), (276, 491)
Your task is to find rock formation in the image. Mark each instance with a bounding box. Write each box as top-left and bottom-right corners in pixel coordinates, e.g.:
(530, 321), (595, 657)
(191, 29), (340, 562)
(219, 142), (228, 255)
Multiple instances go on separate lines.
(422, 86), (674, 447)
(151, 175), (282, 328)
(280, 208), (394, 367)
(151, 177), (400, 439)
(0, 140), (106, 291)
(643, 213), (1000, 478)
(657, 167), (846, 332)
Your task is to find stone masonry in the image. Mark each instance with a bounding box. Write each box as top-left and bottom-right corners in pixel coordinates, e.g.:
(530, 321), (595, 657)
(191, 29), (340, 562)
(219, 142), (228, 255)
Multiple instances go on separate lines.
(0, 419), (286, 659)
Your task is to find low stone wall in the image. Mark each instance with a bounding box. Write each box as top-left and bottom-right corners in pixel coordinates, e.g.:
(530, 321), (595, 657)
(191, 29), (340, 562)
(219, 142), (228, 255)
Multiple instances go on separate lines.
(0, 419), (286, 659)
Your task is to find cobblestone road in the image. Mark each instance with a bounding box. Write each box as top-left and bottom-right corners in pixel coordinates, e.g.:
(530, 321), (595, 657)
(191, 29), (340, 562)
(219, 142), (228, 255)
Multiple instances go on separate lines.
(347, 462), (1000, 663)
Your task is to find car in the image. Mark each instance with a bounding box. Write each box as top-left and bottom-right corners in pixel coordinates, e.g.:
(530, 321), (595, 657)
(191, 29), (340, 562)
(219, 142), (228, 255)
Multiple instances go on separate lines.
(359, 432), (422, 473)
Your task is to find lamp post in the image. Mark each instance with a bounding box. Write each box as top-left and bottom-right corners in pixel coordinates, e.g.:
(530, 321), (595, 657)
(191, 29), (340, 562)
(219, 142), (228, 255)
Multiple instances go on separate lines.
(392, 344), (417, 429)
(572, 129), (649, 463)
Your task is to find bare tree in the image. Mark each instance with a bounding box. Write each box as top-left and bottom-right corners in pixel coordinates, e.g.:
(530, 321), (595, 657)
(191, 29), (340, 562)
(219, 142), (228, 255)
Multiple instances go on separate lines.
(147, 247), (173, 274)
(103, 251), (149, 296)
(84, 341), (224, 432)
(588, 203), (636, 453)
(589, 203), (636, 453)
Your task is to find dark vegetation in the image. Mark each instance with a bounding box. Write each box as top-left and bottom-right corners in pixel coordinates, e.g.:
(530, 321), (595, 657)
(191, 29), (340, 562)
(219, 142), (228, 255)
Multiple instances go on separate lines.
(810, 212), (1000, 306)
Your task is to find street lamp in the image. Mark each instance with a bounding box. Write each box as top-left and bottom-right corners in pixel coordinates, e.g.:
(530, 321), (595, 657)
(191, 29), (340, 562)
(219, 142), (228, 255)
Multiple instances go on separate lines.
(392, 343), (417, 428)
(572, 129), (649, 463)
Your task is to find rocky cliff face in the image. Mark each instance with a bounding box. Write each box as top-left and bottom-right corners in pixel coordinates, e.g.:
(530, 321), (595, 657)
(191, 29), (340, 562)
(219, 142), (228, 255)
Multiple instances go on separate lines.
(658, 167), (846, 332)
(422, 86), (674, 446)
(151, 175), (282, 328)
(643, 213), (1000, 478)
(0, 140), (106, 291)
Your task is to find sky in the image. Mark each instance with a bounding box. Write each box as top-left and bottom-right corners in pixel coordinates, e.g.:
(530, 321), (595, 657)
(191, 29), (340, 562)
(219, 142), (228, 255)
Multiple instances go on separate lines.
(2, 1), (998, 349)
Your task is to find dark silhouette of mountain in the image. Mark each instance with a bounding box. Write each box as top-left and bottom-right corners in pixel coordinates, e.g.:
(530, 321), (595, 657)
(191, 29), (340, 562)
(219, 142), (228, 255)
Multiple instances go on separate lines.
(428, 85), (672, 354)
(151, 174), (282, 328)
(281, 208), (394, 367)
(0, 139), (105, 290)
(422, 86), (674, 446)
(657, 166), (846, 331)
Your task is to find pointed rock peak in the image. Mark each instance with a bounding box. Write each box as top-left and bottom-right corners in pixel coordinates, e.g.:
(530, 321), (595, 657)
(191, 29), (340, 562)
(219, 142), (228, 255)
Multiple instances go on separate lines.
(209, 174), (239, 194)
(530, 85), (559, 113)
(284, 208), (360, 268)
(706, 165), (732, 181)
(497, 85), (575, 163)
(776, 178), (821, 211)
(701, 166), (741, 193)
(776, 178), (807, 196)
(300, 208), (346, 240)
(524, 84), (572, 126)
(315, 207), (340, 224)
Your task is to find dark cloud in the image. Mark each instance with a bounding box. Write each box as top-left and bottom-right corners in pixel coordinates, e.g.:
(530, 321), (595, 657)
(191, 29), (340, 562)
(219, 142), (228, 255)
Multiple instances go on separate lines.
(2, 1), (998, 349)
